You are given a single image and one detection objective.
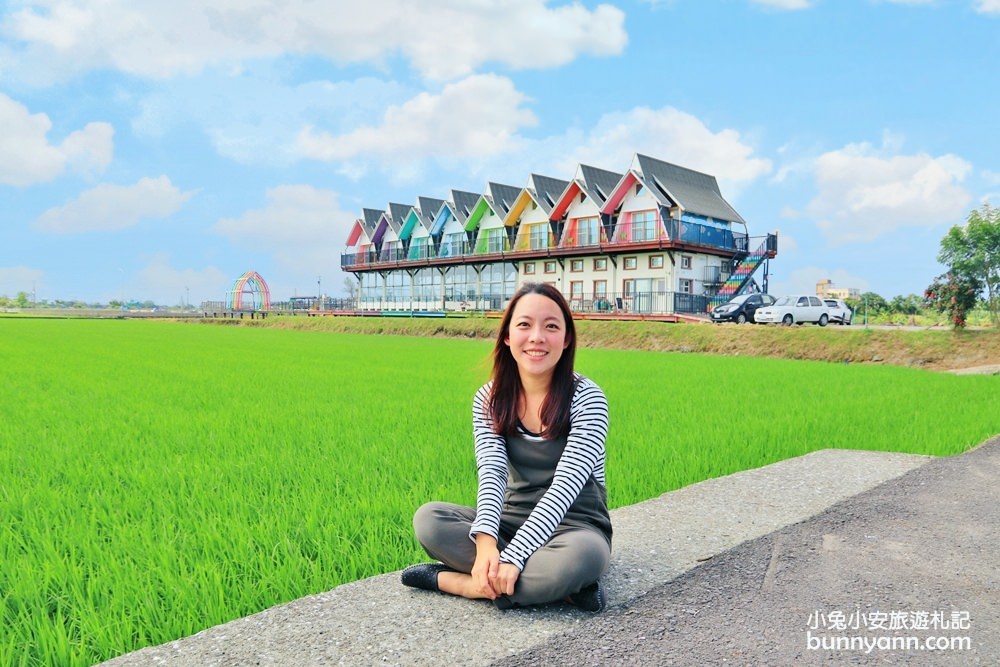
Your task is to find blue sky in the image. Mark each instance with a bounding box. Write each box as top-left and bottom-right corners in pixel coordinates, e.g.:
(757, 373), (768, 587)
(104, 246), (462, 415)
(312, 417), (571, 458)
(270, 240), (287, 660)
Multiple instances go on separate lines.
(2, 0), (998, 306)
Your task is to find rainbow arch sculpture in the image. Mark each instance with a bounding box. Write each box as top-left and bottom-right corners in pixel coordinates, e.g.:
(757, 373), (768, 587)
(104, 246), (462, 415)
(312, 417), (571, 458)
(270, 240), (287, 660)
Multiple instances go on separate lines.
(227, 271), (271, 311)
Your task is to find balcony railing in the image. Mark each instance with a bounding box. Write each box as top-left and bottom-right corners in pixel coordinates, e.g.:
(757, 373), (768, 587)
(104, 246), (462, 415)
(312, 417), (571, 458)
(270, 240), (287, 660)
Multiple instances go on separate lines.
(342, 220), (752, 270)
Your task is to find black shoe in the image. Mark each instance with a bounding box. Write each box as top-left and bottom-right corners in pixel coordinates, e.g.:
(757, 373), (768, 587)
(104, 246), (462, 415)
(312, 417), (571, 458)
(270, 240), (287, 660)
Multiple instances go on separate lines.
(401, 563), (455, 592)
(567, 580), (605, 612)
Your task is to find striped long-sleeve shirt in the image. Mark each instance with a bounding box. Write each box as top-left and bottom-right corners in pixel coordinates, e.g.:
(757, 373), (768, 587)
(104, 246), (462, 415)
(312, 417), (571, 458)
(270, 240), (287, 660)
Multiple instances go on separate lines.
(468, 374), (609, 571)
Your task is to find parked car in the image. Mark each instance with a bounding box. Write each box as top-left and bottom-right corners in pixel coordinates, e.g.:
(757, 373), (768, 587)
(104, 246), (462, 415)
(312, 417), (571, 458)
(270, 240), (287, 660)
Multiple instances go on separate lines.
(823, 298), (853, 325)
(710, 293), (776, 324)
(754, 295), (830, 326)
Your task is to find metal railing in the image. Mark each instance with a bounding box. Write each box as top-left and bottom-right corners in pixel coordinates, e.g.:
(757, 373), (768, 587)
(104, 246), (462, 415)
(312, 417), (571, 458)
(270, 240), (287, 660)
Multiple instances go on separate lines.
(342, 220), (751, 269)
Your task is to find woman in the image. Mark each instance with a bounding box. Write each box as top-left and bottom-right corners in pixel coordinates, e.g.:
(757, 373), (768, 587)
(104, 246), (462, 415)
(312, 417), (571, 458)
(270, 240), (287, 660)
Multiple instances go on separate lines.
(402, 283), (612, 611)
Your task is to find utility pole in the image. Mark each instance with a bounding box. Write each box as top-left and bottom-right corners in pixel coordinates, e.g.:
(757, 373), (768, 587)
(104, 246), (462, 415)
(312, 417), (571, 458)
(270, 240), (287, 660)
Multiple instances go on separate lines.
(317, 275), (322, 310)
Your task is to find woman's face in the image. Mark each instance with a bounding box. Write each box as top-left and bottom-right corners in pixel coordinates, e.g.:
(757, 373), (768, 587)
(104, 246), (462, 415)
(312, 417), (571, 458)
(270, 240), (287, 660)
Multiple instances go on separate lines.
(505, 292), (570, 383)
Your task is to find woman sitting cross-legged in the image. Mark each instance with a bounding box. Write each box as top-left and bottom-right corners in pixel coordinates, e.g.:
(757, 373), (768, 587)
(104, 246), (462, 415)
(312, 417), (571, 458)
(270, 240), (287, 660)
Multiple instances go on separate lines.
(402, 282), (612, 612)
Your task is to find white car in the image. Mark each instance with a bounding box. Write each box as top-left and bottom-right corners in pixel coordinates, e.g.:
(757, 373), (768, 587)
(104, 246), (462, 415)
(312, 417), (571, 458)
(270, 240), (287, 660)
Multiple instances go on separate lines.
(754, 295), (830, 326)
(823, 298), (853, 325)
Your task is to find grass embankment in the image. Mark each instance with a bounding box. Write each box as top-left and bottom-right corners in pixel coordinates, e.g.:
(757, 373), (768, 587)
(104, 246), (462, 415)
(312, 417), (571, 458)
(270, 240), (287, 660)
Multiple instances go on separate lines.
(200, 313), (1000, 372)
(2, 318), (999, 666)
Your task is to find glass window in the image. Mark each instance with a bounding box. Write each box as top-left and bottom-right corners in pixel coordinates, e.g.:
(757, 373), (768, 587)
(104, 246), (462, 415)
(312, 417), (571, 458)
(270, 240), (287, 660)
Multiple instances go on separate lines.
(593, 280), (607, 298)
(594, 258), (607, 271)
(679, 278), (693, 294)
(681, 255), (692, 269)
(570, 259), (584, 272)
(624, 256), (637, 270)
(649, 255), (664, 269)
(631, 211), (657, 242)
(529, 224), (550, 250)
(570, 281), (584, 300)
(544, 261), (557, 274)
(524, 262), (535, 275)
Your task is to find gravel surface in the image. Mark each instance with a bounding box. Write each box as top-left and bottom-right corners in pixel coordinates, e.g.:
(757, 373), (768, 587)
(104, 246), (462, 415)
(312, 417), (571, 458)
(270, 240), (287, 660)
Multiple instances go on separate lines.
(493, 436), (1000, 667)
(100, 448), (931, 667)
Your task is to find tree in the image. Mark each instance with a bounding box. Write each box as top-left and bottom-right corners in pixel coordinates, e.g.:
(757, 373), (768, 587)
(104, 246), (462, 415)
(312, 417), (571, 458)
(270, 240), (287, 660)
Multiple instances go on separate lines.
(889, 294), (923, 315)
(15, 291), (29, 308)
(343, 276), (359, 301)
(925, 272), (982, 328)
(937, 202), (1000, 323)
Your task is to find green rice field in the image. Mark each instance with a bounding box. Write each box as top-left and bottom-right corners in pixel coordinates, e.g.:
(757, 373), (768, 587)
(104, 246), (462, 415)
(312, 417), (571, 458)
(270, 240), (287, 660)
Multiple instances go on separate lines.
(2, 318), (998, 666)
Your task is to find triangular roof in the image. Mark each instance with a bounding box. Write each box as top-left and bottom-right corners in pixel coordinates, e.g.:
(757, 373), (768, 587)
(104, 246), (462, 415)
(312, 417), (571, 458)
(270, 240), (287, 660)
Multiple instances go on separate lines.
(400, 196), (446, 239)
(528, 174), (570, 215)
(387, 202), (411, 234)
(450, 189), (481, 224)
(550, 164), (624, 220)
(466, 182), (520, 231)
(486, 182), (522, 218)
(361, 208), (382, 236)
(631, 154), (745, 223)
(346, 217), (366, 246)
(416, 197), (444, 231)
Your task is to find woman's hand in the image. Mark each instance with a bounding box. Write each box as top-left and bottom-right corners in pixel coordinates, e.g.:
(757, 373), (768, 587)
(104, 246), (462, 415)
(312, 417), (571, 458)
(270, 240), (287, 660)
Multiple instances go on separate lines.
(472, 534), (501, 599)
(492, 562), (520, 596)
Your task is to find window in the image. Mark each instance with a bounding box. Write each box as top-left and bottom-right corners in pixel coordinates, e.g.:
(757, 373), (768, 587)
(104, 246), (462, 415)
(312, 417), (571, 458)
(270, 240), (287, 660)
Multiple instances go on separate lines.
(569, 281), (584, 302)
(631, 210), (657, 241)
(570, 259), (584, 272)
(575, 216), (601, 246)
(529, 224), (550, 250)
(679, 278), (693, 294)
(593, 279), (607, 299)
(524, 262), (535, 275)
(544, 260), (557, 274)
(624, 256), (637, 270)
(593, 258), (608, 271)
(649, 255), (664, 269)
(681, 255), (692, 270)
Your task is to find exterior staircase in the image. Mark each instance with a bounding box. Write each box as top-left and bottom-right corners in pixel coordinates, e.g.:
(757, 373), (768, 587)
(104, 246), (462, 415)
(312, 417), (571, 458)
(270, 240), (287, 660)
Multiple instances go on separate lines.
(709, 234), (778, 309)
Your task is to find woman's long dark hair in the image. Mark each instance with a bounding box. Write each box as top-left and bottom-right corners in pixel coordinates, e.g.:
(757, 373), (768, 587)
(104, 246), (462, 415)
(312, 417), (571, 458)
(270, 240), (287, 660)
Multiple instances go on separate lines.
(489, 283), (577, 439)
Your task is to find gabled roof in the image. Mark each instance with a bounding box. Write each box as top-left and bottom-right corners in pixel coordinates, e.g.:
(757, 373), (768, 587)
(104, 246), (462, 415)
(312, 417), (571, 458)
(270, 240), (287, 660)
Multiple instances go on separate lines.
(578, 164), (623, 207)
(346, 218), (366, 246)
(361, 208), (383, 237)
(550, 164), (624, 220)
(528, 174), (570, 215)
(450, 189), (481, 224)
(466, 182), (520, 231)
(400, 196), (446, 239)
(486, 182), (522, 218)
(416, 197), (444, 230)
(633, 154), (745, 224)
(387, 202), (411, 234)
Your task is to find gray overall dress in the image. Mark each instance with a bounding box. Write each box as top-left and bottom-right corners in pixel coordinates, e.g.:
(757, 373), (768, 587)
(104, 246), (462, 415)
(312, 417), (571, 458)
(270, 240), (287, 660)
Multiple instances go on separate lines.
(413, 430), (612, 608)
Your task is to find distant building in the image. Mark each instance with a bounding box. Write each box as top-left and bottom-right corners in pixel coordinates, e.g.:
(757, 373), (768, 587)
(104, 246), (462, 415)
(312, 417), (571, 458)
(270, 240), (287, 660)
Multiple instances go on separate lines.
(341, 152), (779, 316)
(816, 279), (860, 300)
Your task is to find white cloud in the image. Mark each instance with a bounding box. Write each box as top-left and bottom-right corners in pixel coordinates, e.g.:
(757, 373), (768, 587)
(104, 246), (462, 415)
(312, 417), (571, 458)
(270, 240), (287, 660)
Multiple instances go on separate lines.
(552, 106), (773, 194)
(805, 138), (972, 244)
(750, 0), (812, 9)
(975, 0), (1000, 14)
(2, 0), (627, 81)
(33, 176), (194, 233)
(133, 254), (229, 306)
(0, 93), (113, 186)
(132, 72), (408, 166)
(0, 266), (45, 297)
(982, 169), (1000, 186)
(298, 74), (537, 169)
(214, 185), (356, 280)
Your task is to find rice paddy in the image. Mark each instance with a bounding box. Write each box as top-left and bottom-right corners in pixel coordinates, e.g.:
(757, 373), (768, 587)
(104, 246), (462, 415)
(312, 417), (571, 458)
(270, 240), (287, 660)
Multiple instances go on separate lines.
(2, 318), (997, 666)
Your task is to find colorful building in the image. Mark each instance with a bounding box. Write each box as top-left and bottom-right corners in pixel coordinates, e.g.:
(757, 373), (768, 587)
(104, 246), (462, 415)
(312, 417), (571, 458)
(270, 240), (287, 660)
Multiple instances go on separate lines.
(342, 153), (777, 315)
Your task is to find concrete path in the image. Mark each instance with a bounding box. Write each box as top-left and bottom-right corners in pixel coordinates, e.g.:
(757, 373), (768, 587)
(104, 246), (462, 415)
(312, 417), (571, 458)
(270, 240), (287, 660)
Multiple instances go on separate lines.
(101, 448), (932, 666)
(493, 436), (1000, 666)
